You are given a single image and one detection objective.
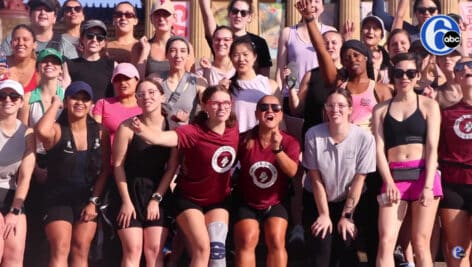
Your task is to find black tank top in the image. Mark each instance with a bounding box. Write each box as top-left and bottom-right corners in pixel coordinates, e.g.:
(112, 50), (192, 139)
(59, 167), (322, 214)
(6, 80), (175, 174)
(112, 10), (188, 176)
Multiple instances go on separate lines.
(383, 95), (426, 150)
(124, 120), (170, 183)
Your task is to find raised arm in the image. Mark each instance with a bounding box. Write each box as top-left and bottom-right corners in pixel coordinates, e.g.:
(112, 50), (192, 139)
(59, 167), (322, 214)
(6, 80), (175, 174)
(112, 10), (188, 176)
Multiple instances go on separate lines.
(295, 0), (337, 87)
(372, 0), (394, 31)
(391, 0), (409, 31)
(198, 0), (217, 40)
(131, 37), (151, 80)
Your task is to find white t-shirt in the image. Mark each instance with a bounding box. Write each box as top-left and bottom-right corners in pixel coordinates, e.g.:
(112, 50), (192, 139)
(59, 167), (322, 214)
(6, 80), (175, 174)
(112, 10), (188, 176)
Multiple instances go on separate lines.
(302, 123), (376, 201)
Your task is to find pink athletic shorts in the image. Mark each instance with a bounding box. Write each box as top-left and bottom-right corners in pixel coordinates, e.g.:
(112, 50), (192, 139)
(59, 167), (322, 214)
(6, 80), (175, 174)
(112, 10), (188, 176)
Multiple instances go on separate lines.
(381, 159), (443, 201)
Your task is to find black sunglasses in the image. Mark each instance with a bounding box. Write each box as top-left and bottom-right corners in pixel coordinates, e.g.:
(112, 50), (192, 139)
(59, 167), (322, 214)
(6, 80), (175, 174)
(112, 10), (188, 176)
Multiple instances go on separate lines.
(0, 92), (22, 102)
(85, 32), (106, 42)
(257, 103), (282, 113)
(230, 8), (249, 18)
(454, 61), (472, 72)
(417, 7), (437, 15)
(113, 11), (136, 19)
(393, 69), (418, 80)
(63, 6), (82, 13)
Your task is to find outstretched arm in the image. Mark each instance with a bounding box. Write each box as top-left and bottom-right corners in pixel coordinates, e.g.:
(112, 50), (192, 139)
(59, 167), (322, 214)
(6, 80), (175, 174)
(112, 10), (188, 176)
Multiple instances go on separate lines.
(131, 116), (178, 147)
(391, 0), (408, 31)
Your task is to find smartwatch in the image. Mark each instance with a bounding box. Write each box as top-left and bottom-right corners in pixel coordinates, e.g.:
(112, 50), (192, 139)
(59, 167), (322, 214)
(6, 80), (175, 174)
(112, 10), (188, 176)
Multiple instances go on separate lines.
(344, 212), (353, 220)
(88, 196), (101, 206)
(9, 207), (23, 215)
(151, 192), (163, 203)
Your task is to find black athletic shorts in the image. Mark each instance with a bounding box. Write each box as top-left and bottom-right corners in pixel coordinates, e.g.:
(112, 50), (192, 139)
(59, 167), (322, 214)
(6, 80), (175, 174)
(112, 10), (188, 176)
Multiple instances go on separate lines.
(439, 182), (472, 213)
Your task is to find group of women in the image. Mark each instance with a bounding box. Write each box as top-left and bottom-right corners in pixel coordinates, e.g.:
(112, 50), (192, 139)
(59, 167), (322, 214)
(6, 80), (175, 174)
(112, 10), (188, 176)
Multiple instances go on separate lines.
(0, 0), (472, 267)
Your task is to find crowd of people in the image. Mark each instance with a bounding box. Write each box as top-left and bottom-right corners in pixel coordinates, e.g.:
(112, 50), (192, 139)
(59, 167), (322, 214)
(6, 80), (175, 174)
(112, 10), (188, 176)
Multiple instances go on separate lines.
(0, 0), (471, 266)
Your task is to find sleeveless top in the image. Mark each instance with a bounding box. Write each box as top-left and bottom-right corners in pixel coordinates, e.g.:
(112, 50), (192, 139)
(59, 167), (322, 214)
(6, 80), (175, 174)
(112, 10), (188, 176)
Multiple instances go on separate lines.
(161, 72), (199, 130)
(231, 75), (272, 133)
(23, 71), (38, 93)
(341, 80), (377, 131)
(146, 57), (170, 77)
(0, 120), (27, 190)
(287, 23), (335, 82)
(28, 86), (65, 154)
(383, 94), (426, 150)
(46, 112), (102, 188)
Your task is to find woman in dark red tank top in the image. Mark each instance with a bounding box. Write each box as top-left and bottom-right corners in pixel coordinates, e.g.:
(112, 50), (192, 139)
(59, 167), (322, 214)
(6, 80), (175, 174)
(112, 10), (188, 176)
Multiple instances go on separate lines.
(373, 52), (442, 267)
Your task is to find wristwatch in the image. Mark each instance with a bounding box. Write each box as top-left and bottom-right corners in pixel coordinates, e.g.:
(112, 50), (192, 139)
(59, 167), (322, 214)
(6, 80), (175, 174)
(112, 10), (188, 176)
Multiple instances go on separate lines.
(151, 192), (163, 203)
(88, 196), (101, 206)
(9, 207), (23, 215)
(272, 145), (284, 154)
(344, 212), (353, 220)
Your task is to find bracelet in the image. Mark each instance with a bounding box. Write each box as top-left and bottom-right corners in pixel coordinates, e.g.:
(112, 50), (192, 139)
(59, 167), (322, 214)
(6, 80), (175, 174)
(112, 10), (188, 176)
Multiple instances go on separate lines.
(423, 186), (433, 190)
(304, 16), (315, 23)
(272, 145), (284, 154)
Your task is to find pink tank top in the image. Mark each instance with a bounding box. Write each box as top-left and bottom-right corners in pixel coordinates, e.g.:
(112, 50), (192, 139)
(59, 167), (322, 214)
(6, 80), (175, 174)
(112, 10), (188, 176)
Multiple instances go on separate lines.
(342, 80), (377, 131)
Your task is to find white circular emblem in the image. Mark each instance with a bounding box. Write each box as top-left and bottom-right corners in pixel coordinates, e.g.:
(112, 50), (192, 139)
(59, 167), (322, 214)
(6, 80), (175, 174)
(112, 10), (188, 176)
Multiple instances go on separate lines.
(211, 146), (236, 173)
(249, 161), (278, 189)
(453, 114), (472, 140)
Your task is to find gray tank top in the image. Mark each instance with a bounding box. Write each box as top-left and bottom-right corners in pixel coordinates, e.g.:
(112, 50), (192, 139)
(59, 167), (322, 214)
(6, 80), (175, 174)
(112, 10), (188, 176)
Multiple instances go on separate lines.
(0, 120), (27, 190)
(146, 57), (170, 77)
(161, 72), (199, 129)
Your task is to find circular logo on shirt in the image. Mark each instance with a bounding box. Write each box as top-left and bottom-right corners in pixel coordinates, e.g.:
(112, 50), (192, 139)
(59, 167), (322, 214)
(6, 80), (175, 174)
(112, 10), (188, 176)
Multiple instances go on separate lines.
(249, 161), (278, 189)
(453, 114), (472, 139)
(211, 146), (236, 173)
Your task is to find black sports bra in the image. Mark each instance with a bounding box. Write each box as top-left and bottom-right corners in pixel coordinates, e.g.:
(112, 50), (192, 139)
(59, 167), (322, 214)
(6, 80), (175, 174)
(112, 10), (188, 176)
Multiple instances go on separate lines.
(383, 95), (426, 150)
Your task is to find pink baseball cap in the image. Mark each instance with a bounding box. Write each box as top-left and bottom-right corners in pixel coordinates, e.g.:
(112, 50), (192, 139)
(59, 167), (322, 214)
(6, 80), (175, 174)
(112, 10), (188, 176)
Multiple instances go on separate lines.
(111, 63), (140, 82)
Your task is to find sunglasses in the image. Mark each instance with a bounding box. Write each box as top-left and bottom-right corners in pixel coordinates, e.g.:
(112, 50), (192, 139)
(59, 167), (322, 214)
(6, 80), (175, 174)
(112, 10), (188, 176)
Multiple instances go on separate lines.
(85, 32), (106, 42)
(230, 8), (249, 18)
(33, 6), (54, 12)
(0, 92), (22, 102)
(417, 7), (437, 15)
(113, 11), (136, 19)
(454, 61), (472, 72)
(63, 6), (82, 13)
(393, 68), (418, 79)
(257, 103), (282, 113)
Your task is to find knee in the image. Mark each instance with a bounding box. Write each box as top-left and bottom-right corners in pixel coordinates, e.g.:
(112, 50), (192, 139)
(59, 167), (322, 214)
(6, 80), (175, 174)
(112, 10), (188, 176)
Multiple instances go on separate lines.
(378, 234), (397, 253)
(143, 242), (161, 258)
(412, 235), (430, 257)
(71, 239), (92, 257)
(235, 230), (259, 251)
(123, 242), (143, 260)
(265, 232), (286, 251)
(208, 222), (228, 260)
(49, 239), (71, 258)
